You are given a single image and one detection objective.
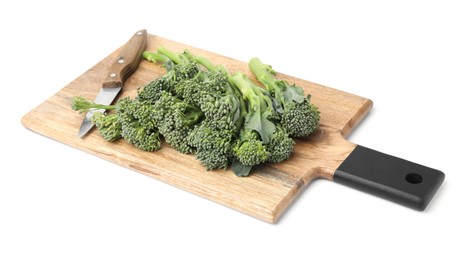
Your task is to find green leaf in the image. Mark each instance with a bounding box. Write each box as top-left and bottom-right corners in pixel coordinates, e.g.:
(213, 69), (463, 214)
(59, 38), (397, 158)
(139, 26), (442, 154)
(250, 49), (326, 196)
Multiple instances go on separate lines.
(259, 110), (276, 143)
(243, 98), (276, 143)
(232, 159), (253, 177)
(280, 83), (305, 104)
(244, 99), (261, 132)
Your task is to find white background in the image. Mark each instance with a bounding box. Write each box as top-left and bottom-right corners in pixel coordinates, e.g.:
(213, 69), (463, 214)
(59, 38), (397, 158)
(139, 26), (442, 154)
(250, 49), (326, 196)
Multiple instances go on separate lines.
(1, 0), (464, 259)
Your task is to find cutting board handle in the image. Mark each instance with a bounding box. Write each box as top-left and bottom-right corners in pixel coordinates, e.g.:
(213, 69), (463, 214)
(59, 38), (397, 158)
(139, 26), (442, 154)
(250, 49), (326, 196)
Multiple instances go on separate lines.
(334, 145), (444, 210)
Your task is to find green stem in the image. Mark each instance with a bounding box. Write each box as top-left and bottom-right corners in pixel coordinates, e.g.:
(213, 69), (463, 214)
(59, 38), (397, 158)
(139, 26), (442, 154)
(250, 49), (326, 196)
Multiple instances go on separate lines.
(71, 96), (116, 113)
(239, 74), (271, 112)
(229, 73), (259, 107)
(195, 56), (218, 72)
(248, 58), (278, 91)
(143, 51), (169, 63)
(90, 104), (115, 110)
(157, 47), (182, 64)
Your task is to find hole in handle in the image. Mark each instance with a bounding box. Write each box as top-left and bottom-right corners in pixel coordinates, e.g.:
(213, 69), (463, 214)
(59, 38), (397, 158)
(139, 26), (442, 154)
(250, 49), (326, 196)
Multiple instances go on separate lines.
(406, 173), (423, 184)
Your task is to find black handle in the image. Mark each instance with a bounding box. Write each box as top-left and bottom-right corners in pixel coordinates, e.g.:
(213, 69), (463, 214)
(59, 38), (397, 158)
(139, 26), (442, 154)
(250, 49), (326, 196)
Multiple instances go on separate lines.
(334, 145), (444, 210)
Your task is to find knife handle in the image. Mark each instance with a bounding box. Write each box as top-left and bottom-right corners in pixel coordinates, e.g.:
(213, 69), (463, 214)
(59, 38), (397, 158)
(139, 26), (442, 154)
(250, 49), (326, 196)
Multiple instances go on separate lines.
(102, 29), (148, 88)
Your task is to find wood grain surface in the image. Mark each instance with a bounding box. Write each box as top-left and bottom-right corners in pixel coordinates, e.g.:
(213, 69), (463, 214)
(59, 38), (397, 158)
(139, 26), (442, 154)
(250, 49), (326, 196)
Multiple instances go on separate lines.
(21, 34), (373, 223)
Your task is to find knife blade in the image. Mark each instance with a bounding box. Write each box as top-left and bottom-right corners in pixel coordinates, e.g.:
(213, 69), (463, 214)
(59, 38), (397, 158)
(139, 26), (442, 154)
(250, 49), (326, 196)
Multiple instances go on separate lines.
(78, 29), (148, 137)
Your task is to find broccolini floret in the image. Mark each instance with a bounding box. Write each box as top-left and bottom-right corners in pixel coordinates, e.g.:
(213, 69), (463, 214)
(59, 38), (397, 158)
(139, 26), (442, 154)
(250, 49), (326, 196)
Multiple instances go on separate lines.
(71, 96), (123, 142)
(71, 96), (162, 152)
(229, 73), (276, 171)
(249, 58), (320, 137)
(137, 50), (199, 103)
(187, 121), (236, 170)
(152, 92), (203, 154)
(245, 78), (295, 163)
(116, 97), (161, 152)
(229, 73), (295, 174)
(146, 48), (245, 170)
(266, 125), (294, 163)
(91, 112), (122, 142)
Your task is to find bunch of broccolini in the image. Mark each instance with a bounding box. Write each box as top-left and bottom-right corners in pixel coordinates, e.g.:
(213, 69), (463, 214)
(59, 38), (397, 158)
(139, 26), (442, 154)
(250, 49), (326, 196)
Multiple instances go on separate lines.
(71, 47), (320, 176)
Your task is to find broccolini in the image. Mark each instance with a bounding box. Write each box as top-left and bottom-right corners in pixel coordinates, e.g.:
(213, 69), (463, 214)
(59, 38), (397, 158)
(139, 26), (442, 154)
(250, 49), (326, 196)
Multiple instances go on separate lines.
(249, 58), (320, 137)
(72, 47), (321, 177)
(71, 96), (161, 151)
(148, 48), (244, 169)
(229, 73), (295, 175)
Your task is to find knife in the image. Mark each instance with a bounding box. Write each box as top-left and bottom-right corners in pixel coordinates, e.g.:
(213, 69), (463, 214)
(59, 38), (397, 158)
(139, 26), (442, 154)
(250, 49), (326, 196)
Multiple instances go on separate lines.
(78, 29), (148, 137)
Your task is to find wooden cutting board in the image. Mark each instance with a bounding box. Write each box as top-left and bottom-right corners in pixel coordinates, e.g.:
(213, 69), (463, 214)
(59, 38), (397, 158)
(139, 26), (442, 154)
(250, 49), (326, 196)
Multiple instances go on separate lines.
(21, 33), (443, 223)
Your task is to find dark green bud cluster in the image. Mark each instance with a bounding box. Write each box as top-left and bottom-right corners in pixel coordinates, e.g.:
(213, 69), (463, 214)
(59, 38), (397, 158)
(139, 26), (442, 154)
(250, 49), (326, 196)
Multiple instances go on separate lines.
(188, 121), (236, 170)
(151, 92), (203, 154)
(281, 98), (320, 138)
(232, 131), (269, 166)
(91, 112), (122, 142)
(137, 77), (171, 103)
(266, 126), (295, 163)
(117, 97), (161, 152)
(137, 61), (200, 103)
